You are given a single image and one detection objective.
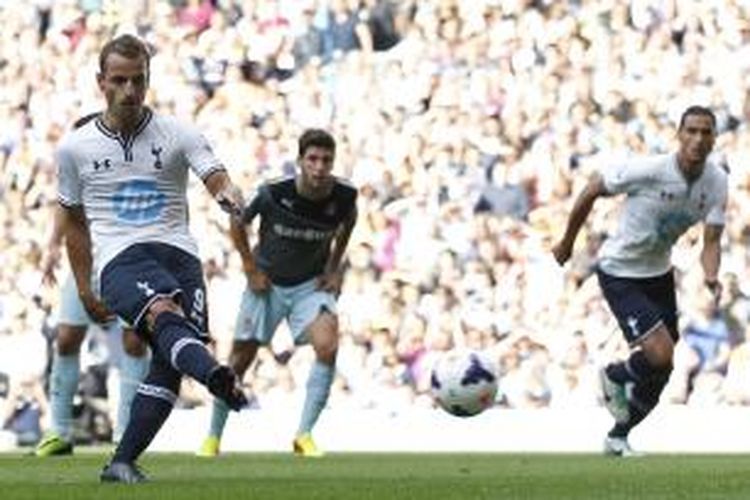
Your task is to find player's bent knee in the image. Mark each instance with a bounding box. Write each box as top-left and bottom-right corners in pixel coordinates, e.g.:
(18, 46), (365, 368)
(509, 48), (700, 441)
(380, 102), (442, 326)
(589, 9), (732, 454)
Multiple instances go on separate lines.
(313, 340), (338, 365)
(122, 328), (148, 357)
(56, 324), (87, 355)
(642, 328), (674, 369)
(230, 341), (258, 375)
(145, 298), (184, 331)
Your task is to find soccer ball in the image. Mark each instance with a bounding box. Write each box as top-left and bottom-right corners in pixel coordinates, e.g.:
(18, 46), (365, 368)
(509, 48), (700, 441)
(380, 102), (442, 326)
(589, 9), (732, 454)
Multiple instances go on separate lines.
(430, 350), (499, 417)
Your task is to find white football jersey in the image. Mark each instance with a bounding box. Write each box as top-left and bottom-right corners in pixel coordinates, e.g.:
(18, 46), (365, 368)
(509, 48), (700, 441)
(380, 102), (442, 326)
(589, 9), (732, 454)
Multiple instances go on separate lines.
(57, 109), (223, 277)
(598, 153), (727, 278)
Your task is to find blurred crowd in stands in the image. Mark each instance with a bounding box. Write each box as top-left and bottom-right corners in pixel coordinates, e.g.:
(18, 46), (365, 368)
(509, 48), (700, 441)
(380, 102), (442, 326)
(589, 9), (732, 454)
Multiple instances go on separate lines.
(2, 0), (750, 442)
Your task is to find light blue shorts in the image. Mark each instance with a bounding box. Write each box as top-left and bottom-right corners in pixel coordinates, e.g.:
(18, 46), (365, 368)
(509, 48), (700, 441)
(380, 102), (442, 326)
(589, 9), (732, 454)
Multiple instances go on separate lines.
(234, 278), (337, 345)
(58, 273), (92, 326)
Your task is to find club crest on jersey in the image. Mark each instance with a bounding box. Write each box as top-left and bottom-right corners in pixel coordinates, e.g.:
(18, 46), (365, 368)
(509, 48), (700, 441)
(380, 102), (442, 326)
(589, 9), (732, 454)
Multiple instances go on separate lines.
(324, 202), (336, 216)
(136, 281), (155, 297)
(93, 158), (112, 171)
(626, 316), (640, 337)
(151, 145), (163, 169)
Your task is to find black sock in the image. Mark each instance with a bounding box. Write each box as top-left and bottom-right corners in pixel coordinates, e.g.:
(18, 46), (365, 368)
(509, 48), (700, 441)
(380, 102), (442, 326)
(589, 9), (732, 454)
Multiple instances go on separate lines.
(113, 355), (181, 463)
(608, 366), (671, 439)
(606, 350), (652, 384)
(152, 311), (217, 384)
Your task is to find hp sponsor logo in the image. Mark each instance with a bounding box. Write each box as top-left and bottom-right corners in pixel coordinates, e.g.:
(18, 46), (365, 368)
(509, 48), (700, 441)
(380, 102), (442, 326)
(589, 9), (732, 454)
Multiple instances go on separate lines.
(112, 180), (166, 225)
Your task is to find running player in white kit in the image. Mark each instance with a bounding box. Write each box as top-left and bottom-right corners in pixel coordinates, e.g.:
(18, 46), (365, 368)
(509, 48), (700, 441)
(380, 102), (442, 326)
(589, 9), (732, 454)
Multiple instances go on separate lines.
(552, 106), (727, 456)
(56, 34), (246, 483)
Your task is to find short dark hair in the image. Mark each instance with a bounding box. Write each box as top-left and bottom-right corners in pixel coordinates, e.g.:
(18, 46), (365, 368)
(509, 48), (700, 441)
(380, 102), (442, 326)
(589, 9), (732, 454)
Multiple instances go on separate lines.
(678, 105), (716, 131)
(98, 34), (151, 74)
(298, 129), (336, 157)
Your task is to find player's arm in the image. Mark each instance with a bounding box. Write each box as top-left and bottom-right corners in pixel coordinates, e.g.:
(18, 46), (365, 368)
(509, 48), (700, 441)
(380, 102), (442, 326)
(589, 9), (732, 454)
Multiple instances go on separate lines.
(229, 215), (269, 292)
(552, 173), (607, 266)
(40, 204), (66, 286)
(327, 207), (358, 274)
(318, 206), (358, 293)
(701, 223), (723, 304)
(203, 169), (244, 217)
(229, 191), (269, 292)
(60, 204), (111, 322)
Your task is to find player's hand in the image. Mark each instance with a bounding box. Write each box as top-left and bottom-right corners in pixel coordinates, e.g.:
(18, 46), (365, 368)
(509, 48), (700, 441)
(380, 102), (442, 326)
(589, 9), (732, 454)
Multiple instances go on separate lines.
(316, 269), (344, 295)
(216, 184), (244, 218)
(246, 268), (271, 293)
(41, 245), (62, 286)
(705, 279), (722, 308)
(551, 240), (573, 266)
(79, 290), (114, 324)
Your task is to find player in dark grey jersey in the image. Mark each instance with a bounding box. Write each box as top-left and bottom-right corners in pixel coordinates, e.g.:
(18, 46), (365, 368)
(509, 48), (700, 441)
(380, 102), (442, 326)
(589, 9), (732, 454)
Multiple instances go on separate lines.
(198, 129), (357, 458)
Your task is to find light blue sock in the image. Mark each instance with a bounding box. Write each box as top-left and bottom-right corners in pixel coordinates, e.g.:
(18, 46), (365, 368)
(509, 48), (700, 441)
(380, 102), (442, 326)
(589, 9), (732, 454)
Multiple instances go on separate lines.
(114, 352), (150, 443)
(49, 353), (80, 440)
(208, 398), (230, 439)
(297, 361), (334, 435)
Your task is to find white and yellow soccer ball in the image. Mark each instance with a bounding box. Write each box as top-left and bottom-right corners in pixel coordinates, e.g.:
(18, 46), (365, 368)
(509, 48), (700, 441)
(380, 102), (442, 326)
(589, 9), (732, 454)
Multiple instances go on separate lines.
(430, 350), (499, 417)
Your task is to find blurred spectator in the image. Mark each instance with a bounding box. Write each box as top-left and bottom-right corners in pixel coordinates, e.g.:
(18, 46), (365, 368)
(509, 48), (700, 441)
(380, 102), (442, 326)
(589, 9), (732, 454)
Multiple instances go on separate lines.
(666, 288), (735, 405)
(2, 374), (47, 446)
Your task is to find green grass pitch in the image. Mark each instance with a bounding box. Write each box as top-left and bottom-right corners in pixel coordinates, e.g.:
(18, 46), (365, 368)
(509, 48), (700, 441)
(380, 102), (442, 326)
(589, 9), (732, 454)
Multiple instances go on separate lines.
(1, 452), (750, 499)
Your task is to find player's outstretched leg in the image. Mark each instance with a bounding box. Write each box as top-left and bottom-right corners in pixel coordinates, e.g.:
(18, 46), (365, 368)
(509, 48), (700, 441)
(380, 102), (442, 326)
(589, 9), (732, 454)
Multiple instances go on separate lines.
(101, 356), (246, 482)
(36, 325), (86, 457)
(148, 308), (245, 410)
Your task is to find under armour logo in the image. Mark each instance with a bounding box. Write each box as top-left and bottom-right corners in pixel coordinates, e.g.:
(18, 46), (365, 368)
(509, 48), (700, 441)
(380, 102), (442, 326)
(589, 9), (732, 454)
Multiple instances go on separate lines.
(626, 316), (640, 337)
(151, 145), (163, 169)
(136, 281), (155, 297)
(93, 158), (112, 171)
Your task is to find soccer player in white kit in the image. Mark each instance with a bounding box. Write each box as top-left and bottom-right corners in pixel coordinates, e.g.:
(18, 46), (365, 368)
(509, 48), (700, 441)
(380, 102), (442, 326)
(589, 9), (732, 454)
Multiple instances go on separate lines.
(552, 106), (727, 456)
(56, 34), (247, 483)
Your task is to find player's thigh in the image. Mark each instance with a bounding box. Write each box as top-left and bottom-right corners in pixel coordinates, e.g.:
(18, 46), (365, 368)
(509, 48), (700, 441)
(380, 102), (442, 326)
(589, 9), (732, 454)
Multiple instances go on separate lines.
(596, 269), (669, 346)
(234, 287), (285, 345)
(287, 280), (338, 347)
(157, 244), (210, 335)
(642, 270), (678, 340)
(100, 244), (182, 335)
